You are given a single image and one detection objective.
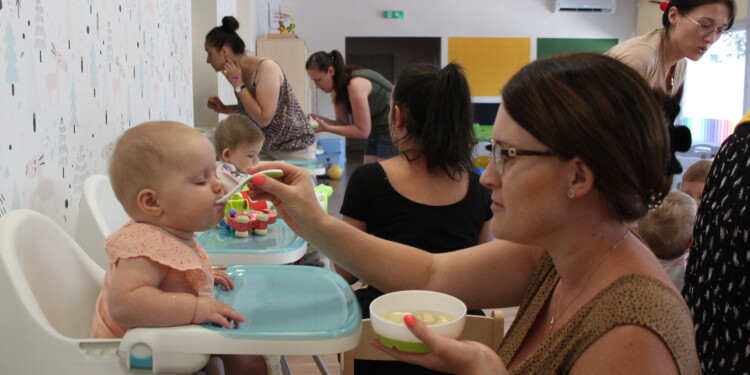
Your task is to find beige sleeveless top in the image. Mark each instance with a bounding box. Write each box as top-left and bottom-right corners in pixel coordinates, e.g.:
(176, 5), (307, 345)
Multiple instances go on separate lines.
(498, 253), (700, 374)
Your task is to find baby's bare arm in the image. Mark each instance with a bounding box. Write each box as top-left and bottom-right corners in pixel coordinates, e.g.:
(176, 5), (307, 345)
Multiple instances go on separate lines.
(108, 257), (243, 329)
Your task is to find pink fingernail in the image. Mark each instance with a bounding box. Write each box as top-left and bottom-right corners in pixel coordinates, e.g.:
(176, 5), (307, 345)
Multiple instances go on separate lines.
(252, 174), (265, 186)
(404, 315), (416, 327)
(232, 76), (239, 82)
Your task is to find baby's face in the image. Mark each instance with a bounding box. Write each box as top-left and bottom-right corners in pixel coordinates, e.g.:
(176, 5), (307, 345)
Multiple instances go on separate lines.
(224, 141), (263, 174)
(681, 180), (705, 206)
(158, 135), (227, 233)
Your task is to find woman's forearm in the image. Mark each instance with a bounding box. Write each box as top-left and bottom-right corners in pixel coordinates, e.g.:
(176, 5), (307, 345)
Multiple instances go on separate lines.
(322, 124), (370, 138)
(304, 215), (435, 291)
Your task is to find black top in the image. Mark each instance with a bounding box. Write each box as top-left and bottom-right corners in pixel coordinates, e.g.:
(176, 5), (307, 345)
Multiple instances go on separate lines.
(341, 162), (492, 253)
(683, 123), (750, 374)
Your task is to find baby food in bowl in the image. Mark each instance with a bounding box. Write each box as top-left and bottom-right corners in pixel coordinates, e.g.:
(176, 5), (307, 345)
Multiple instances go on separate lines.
(370, 290), (467, 353)
(383, 310), (457, 325)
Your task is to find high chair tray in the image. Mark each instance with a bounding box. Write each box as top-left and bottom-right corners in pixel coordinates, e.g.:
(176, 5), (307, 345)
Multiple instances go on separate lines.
(196, 219), (307, 265)
(119, 265), (362, 371)
(282, 159), (327, 175)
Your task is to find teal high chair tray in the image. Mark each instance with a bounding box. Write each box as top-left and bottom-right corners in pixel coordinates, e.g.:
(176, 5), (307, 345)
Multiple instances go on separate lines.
(119, 265), (362, 371)
(283, 159), (326, 176)
(196, 219), (307, 265)
(206, 265), (361, 339)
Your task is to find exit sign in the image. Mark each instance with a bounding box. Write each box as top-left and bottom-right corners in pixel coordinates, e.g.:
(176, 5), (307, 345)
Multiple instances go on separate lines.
(383, 10), (404, 19)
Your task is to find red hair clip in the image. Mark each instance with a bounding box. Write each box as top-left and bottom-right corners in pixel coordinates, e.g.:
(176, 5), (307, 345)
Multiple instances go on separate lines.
(660, 1), (670, 12)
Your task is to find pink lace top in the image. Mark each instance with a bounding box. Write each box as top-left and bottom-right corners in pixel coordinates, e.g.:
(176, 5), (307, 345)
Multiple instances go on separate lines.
(91, 221), (214, 338)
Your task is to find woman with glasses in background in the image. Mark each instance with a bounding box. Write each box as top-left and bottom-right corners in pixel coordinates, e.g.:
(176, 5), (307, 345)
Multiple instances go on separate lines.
(607, 0), (735, 175)
(607, 0), (735, 100)
(246, 53), (700, 374)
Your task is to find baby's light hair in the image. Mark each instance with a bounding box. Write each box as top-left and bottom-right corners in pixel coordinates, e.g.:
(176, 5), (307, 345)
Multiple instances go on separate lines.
(213, 114), (265, 159)
(637, 191), (697, 260)
(109, 121), (200, 217)
(682, 159), (712, 184)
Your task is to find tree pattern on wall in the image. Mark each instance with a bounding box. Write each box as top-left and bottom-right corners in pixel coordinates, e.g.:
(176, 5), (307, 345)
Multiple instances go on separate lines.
(33, 0), (44, 63)
(57, 117), (68, 178)
(89, 43), (97, 97)
(0, 0), (193, 231)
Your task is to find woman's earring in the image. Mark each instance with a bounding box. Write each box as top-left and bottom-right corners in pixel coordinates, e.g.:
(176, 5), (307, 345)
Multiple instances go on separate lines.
(567, 189), (576, 199)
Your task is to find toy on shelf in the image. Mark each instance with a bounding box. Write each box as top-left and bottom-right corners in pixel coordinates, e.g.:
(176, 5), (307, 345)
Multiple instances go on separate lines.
(224, 207), (278, 238)
(277, 11), (296, 34)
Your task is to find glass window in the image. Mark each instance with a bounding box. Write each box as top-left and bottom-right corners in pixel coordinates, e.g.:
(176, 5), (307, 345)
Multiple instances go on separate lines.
(679, 22), (747, 144)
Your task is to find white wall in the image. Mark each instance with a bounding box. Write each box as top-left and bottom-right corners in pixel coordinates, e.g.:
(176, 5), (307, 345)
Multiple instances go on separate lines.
(192, 0), (220, 129)
(0, 0), (193, 233)
(260, 0), (638, 117)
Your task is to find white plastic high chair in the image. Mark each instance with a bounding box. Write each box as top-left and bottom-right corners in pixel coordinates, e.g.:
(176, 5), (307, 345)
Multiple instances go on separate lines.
(75, 174), (131, 268)
(0, 209), (215, 374)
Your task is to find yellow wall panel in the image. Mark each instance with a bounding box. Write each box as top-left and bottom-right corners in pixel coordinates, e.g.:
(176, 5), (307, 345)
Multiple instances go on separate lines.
(448, 38), (531, 97)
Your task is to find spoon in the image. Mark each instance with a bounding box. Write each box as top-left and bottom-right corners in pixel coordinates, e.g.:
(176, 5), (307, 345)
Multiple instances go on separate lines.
(215, 169), (284, 204)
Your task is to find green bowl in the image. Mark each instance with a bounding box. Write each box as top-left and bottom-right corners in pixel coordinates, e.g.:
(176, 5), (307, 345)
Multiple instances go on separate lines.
(375, 333), (431, 353)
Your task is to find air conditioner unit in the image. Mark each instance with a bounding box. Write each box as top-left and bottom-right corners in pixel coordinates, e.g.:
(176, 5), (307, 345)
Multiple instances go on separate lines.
(555, 0), (616, 14)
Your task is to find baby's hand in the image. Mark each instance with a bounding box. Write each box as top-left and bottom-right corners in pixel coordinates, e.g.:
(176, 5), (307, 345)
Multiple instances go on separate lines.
(213, 266), (234, 290)
(193, 296), (245, 329)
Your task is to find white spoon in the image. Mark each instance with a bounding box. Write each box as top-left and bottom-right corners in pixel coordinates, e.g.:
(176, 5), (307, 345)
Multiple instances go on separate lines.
(215, 169), (284, 204)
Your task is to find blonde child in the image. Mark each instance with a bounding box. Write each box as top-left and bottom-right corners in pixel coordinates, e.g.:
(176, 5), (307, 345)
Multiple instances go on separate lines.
(91, 121), (269, 375)
(681, 159), (712, 206)
(214, 114), (265, 188)
(637, 191), (697, 291)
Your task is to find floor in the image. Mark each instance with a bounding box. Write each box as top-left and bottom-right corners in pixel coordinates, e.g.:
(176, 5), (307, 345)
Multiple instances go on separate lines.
(282, 150), (518, 374)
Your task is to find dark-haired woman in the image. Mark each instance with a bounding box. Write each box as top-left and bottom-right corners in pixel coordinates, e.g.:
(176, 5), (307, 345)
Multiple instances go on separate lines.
(338, 63), (493, 373)
(340, 62), (493, 310)
(306, 50), (398, 163)
(205, 16), (316, 161)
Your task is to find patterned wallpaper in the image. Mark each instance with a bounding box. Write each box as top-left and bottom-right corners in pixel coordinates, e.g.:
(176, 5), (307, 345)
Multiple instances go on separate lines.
(0, 0), (193, 233)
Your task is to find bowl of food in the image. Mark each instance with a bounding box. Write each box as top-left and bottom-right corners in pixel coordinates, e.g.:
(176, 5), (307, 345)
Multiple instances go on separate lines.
(370, 290), (467, 353)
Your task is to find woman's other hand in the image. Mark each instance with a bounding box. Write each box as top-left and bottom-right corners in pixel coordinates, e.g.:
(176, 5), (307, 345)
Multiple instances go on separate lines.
(207, 96), (228, 114)
(309, 113), (335, 133)
(373, 315), (508, 375)
(246, 162), (325, 236)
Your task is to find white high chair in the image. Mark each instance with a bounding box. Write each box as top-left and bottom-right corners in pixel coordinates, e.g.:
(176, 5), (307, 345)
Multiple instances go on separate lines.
(0, 209), (213, 374)
(75, 174), (130, 269)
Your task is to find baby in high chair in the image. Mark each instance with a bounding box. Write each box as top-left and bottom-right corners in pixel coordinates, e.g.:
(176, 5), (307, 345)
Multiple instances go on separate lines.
(212, 115), (327, 268)
(90, 121), (270, 375)
(214, 114), (265, 189)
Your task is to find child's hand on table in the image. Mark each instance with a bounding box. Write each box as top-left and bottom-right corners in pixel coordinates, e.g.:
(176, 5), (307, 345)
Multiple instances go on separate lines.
(213, 266), (234, 290)
(193, 296), (245, 329)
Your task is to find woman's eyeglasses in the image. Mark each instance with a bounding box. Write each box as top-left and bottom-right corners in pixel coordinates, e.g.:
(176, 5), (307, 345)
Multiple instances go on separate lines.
(486, 140), (556, 176)
(681, 13), (732, 42)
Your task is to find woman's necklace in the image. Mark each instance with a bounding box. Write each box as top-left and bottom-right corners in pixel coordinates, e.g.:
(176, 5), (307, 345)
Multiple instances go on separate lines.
(548, 231), (630, 336)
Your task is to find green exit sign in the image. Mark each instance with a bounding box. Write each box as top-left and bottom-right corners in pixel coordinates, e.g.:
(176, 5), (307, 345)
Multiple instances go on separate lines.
(383, 10), (404, 19)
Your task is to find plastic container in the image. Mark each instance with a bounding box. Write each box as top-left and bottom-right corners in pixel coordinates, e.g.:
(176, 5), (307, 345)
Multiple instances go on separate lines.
(316, 138), (346, 170)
